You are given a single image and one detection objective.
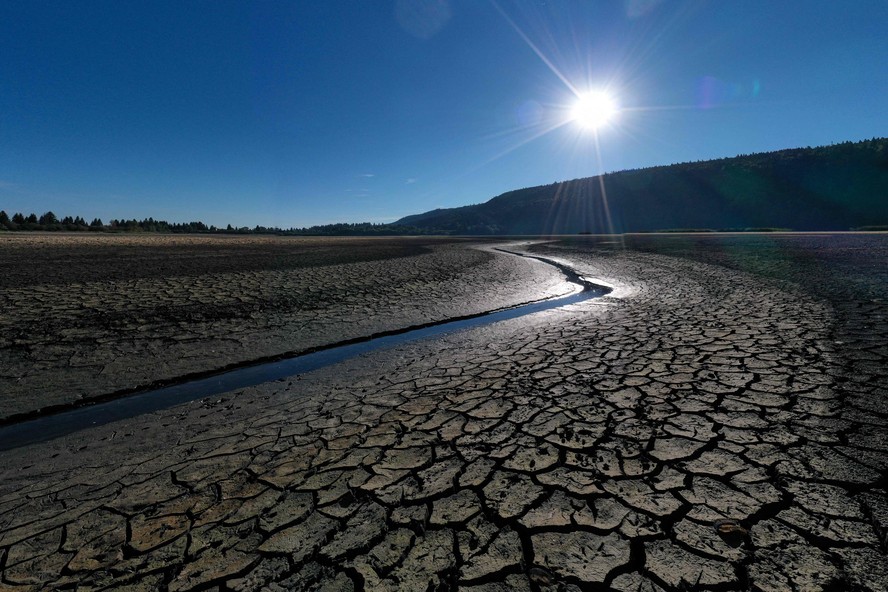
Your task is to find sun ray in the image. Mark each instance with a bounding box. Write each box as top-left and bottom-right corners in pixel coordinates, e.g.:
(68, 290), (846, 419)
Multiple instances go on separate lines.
(477, 118), (574, 169)
(489, 0), (580, 96)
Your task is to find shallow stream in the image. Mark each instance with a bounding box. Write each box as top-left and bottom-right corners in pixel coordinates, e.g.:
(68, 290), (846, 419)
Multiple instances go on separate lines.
(0, 251), (610, 450)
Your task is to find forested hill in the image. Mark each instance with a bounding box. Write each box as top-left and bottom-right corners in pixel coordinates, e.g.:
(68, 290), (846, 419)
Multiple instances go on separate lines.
(396, 138), (888, 234)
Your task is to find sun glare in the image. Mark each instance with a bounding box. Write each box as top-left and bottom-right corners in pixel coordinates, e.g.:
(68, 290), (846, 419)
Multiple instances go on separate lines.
(571, 91), (619, 130)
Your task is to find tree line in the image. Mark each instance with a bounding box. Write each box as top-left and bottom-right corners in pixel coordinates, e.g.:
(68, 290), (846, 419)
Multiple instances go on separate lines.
(0, 210), (437, 236)
(395, 137), (888, 234)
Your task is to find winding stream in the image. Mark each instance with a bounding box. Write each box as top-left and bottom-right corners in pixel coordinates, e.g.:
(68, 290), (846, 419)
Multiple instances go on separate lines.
(0, 251), (610, 451)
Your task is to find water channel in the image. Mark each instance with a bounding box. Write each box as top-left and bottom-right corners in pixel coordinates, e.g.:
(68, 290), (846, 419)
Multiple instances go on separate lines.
(0, 252), (610, 450)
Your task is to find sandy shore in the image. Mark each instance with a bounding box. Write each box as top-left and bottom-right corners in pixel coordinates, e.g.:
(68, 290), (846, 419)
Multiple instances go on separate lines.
(0, 234), (885, 590)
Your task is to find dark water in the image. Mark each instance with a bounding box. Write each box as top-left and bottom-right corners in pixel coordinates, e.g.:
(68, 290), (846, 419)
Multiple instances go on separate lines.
(0, 273), (609, 451)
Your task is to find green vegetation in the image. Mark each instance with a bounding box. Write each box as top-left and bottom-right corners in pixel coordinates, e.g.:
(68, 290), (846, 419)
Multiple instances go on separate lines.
(397, 138), (888, 234)
(0, 212), (432, 236)
(3, 138), (886, 236)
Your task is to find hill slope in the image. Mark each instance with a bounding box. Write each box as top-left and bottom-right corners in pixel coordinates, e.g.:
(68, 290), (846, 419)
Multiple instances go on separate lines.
(396, 138), (888, 234)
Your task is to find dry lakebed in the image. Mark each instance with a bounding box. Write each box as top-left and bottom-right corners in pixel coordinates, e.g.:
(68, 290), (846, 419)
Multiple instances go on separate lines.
(0, 233), (886, 591)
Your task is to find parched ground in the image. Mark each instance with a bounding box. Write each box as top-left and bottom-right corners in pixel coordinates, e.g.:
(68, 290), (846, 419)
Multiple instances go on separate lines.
(0, 234), (886, 591)
(0, 234), (567, 420)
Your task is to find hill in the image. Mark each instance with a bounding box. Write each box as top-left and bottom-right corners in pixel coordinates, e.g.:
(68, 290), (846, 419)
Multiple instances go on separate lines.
(395, 138), (888, 234)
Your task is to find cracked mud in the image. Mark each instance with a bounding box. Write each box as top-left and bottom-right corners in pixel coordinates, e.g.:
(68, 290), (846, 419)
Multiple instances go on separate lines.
(0, 235), (567, 421)
(0, 234), (886, 591)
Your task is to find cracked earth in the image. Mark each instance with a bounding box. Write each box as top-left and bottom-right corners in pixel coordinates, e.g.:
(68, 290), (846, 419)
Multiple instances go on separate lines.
(0, 234), (886, 591)
(0, 235), (566, 420)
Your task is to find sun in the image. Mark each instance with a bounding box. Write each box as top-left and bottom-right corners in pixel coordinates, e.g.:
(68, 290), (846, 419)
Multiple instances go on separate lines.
(570, 91), (619, 130)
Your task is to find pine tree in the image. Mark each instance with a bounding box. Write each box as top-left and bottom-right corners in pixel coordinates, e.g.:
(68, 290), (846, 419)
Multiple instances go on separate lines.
(38, 211), (58, 225)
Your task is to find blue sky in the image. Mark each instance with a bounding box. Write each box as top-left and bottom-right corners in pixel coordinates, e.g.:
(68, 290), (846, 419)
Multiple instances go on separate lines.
(1, 0), (886, 227)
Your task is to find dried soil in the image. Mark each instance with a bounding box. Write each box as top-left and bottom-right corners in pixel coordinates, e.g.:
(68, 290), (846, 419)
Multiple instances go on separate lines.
(0, 234), (567, 420)
(0, 234), (885, 591)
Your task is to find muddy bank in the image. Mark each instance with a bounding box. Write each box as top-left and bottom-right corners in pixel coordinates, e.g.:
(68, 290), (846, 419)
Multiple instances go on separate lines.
(0, 235), (567, 420)
(0, 248), (608, 447)
(1, 235), (885, 590)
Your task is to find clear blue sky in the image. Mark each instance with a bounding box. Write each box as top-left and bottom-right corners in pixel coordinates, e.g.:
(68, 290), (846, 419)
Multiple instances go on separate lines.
(1, 0), (885, 227)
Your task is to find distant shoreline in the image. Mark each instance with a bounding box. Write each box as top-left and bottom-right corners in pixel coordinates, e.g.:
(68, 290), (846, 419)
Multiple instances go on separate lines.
(2, 229), (887, 240)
